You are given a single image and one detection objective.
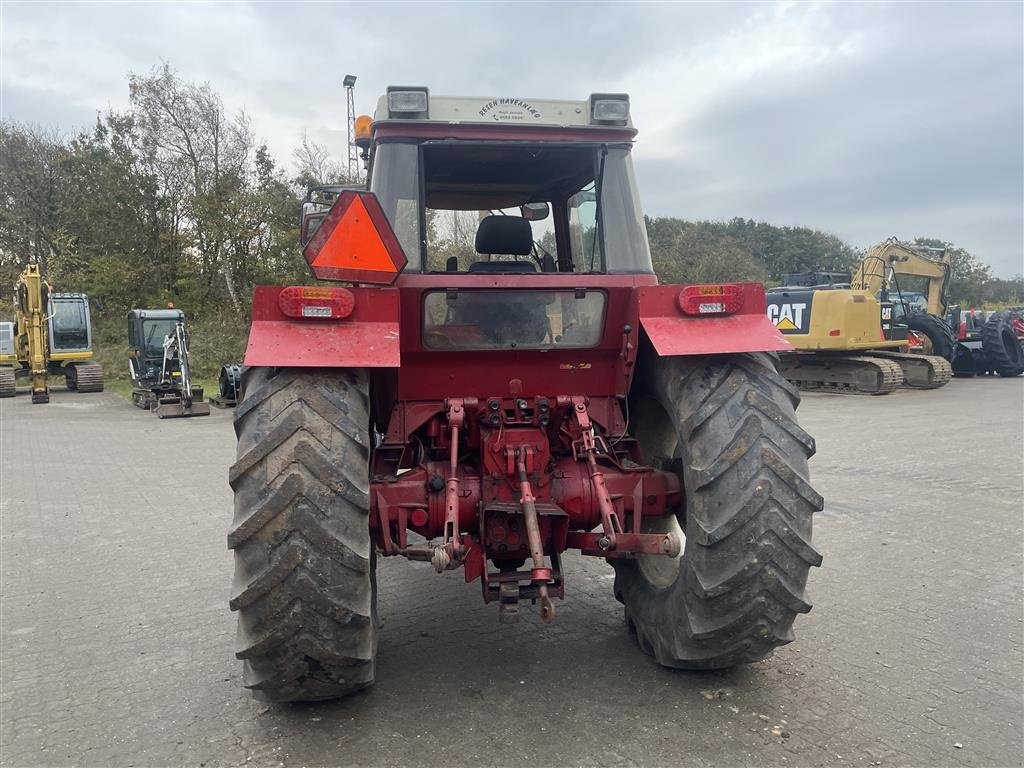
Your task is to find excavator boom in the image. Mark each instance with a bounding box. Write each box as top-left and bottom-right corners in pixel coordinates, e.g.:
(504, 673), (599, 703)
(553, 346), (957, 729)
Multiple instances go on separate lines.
(852, 237), (951, 317)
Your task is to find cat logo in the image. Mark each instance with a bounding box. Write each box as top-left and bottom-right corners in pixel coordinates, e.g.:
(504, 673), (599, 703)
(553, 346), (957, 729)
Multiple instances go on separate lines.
(767, 302), (808, 333)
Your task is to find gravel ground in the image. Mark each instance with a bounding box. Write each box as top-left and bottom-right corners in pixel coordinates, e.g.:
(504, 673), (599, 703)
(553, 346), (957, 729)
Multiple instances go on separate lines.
(1, 377), (1021, 767)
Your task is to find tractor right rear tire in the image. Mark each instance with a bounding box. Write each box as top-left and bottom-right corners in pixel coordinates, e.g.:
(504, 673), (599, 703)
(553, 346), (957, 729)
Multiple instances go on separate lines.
(981, 310), (1024, 377)
(614, 352), (823, 669)
(229, 366), (377, 702)
(907, 312), (956, 361)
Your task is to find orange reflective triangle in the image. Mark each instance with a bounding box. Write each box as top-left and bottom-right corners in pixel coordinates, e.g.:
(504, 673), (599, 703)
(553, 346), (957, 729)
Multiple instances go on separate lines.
(312, 195), (397, 274)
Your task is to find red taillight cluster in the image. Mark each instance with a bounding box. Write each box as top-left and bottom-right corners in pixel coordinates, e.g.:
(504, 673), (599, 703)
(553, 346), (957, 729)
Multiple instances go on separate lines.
(278, 286), (355, 319)
(678, 284), (743, 316)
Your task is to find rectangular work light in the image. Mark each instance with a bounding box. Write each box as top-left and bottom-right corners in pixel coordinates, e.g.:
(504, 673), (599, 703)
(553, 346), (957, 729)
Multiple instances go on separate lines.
(386, 86), (429, 118)
(589, 93), (630, 125)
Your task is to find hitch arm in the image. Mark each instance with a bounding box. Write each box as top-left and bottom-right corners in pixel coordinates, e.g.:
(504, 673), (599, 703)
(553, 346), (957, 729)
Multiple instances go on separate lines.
(571, 396), (623, 549)
(432, 399), (466, 572)
(515, 448), (555, 623)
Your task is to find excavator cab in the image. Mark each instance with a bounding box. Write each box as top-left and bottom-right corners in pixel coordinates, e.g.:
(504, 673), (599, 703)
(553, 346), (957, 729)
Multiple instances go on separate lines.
(48, 293), (93, 355)
(128, 309), (184, 386)
(127, 308), (210, 417)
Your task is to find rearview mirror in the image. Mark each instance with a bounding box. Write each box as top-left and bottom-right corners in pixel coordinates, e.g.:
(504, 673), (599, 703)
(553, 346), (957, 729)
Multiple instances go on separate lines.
(301, 212), (327, 247)
(520, 202), (550, 222)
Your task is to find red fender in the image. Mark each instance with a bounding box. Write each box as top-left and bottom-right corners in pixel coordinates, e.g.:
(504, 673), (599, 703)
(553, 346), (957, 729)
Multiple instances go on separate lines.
(637, 283), (791, 356)
(244, 285), (400, 368)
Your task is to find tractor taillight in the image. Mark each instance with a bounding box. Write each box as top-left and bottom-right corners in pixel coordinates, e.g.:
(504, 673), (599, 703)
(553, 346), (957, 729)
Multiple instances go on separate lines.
(278, 286), (355, 320)
(678, 284), (743, 316)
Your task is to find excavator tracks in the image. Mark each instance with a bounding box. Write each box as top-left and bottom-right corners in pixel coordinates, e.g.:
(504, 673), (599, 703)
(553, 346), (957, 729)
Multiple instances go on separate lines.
(67, 363), (104, 393)
(779, 355), (904, 395)
(0, 367), (15, 398)
(864, 351), (953, 389)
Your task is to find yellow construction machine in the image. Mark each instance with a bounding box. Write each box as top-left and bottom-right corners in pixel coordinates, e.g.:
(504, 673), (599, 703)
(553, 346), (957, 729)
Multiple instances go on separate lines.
(853, 237), (1023, 376)
(3, 262), (104, 403)
(851, 237), (957, 360)
(766, 256), (953, 394)
(0, 322), (15, 397)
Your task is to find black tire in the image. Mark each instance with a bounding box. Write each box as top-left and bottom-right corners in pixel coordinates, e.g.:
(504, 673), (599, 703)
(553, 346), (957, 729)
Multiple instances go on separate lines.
(981, 311), (1024, 377)
(907, 312), (956, 361)
(614, 352), (823, 669)
(228, 366), (377, 702)
(220, 364), (242, 400)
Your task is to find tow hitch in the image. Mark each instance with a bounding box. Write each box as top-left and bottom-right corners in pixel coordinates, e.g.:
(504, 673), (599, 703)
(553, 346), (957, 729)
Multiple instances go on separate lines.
(370, 394), (683, 624)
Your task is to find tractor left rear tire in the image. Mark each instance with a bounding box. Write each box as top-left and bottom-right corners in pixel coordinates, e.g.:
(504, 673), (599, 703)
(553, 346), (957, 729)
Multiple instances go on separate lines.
(229, 366), (377, 702)
(614, 352), (823, 669)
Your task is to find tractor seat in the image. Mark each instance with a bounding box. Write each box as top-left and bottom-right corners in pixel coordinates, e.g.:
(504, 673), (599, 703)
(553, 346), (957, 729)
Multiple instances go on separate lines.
(468, 215), (537, 274)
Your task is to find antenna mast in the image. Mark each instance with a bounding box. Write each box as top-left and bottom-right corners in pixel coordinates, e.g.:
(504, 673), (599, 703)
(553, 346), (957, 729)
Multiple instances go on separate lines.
(343, 74), (359, 180)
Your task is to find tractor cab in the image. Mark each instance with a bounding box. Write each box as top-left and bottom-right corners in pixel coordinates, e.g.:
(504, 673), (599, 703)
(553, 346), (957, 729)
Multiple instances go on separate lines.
(365, 91), (650, 277)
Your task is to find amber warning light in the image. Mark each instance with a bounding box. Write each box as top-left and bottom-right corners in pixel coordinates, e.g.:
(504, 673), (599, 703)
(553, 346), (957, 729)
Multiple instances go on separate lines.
(678, 284), (743, 316)
(302, 190), (408, 285)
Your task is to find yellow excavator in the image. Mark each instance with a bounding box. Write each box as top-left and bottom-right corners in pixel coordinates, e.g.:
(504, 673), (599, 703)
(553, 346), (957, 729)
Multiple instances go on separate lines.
(853, 237), (1023, 376)
(851, 238), (957, 360)
(2, 262), (104, 403)
(766, 244), (953, 394)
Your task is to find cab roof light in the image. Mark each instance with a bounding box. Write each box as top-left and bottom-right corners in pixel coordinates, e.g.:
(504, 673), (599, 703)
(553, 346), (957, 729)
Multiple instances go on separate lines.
(589, 93), (629, 125)
(386, 86), (429, 118)
(354, 115), (373, 148)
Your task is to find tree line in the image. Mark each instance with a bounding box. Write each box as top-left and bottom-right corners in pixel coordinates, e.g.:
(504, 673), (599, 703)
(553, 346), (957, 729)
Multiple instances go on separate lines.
(1, 64), (1020, 328)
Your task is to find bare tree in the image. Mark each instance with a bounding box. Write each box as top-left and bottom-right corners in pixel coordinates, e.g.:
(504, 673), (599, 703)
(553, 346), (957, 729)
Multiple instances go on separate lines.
(292, 131), (350, 189)
(129, 63), (255, 311)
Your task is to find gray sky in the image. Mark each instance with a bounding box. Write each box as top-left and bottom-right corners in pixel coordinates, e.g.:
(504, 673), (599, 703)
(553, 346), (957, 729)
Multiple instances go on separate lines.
(3, 1), (1022, 276)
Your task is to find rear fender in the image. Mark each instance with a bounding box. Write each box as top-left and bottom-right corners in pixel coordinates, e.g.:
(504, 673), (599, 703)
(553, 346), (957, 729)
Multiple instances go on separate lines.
(637, 284), (791, 356)
(244, 286), (400, 368)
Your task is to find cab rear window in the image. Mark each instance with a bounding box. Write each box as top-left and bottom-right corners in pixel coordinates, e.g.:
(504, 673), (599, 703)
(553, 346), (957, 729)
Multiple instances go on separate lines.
(422, 289), (605, 350)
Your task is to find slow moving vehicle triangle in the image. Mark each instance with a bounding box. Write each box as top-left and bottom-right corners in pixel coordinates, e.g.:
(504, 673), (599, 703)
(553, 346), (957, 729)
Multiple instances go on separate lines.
(312, 195), (397, 274)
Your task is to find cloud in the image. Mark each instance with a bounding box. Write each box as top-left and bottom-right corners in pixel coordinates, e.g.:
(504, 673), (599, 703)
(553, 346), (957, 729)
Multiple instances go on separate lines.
(1, 1), (1021, 275)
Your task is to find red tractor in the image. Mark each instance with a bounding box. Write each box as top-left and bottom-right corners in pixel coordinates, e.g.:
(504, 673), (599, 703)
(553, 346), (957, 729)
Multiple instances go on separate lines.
(228, 88), (823, 701)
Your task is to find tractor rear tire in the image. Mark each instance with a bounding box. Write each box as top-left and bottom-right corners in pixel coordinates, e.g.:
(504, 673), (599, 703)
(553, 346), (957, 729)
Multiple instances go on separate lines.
(907, 312), (956, 361)
(981, 311), (1024, 377)
(614, 352), (823, 669)
(228, 366), (377, 702)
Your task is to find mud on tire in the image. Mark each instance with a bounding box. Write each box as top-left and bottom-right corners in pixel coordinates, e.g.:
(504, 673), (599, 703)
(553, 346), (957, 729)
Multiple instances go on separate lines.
(614, 352), (823, 669)
(229, 367), (377, 702)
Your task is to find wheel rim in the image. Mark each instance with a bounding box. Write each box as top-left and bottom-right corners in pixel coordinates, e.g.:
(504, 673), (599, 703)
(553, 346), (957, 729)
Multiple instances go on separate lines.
(628, 394), (685, 590)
